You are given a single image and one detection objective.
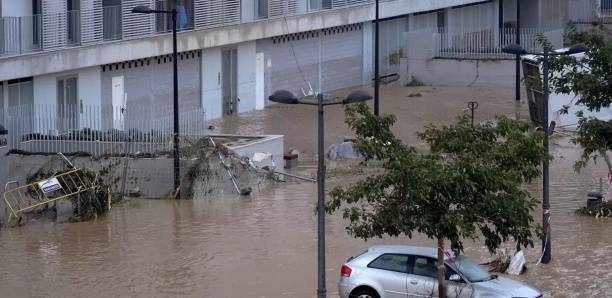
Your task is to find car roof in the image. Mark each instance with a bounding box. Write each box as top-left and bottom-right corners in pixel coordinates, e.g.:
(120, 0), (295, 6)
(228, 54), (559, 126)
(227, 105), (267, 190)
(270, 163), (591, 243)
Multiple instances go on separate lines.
(367, 245), (455, 260)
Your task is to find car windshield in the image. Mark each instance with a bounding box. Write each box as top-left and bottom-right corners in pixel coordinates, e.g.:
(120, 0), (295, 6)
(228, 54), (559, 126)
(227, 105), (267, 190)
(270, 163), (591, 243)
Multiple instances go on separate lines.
(449, 255), (493, 282)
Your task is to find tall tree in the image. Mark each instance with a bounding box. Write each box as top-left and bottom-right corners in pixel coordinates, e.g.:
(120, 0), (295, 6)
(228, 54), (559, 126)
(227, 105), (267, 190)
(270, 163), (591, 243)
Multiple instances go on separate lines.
(540, 22), (612, 173)
(324, 104), (550, 298)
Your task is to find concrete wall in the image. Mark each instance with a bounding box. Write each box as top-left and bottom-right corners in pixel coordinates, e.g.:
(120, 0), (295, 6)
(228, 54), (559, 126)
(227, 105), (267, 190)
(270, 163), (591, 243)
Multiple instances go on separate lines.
(402, 57), (516, 87)
(0, 134), (284, 205)
(0, 0), (489, 81)
(256, 23), (363, 101)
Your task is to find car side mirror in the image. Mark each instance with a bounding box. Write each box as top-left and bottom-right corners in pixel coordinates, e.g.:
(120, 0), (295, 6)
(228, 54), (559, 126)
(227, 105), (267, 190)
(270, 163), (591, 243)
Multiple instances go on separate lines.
(449, 274), (462, 282)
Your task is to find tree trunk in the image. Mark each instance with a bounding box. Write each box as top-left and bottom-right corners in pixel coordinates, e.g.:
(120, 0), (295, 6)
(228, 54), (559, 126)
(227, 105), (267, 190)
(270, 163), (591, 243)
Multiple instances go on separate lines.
(598, 148), (612, 176)
(438, 237), (446, 298)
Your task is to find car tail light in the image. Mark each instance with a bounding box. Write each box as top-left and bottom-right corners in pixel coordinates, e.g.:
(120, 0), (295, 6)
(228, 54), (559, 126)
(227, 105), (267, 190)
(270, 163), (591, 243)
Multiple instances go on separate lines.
(341, 265), (352, 277)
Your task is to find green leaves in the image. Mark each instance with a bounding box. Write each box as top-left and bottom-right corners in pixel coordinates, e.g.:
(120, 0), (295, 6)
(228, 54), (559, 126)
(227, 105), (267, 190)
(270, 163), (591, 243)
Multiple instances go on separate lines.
(539, 22), (612, 173)
(326, 104), (548, 255)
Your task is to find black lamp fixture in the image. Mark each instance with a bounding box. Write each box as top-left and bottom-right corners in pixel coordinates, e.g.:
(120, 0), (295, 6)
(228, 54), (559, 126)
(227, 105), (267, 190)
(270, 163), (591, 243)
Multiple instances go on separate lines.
(502, 42), (589, 265)
(132, 5), (182, 199)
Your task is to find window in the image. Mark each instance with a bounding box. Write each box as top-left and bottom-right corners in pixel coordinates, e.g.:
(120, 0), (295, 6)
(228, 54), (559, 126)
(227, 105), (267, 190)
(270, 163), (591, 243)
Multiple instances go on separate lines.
(411, 256), (457, 280)
(102, 0), (122, 40)
(255, 0), (268, 19)
(447, 256), (492, 283)
(310, 0), (331, 11)
(368, 254), (409, 273)
(412, 257), (438, 278)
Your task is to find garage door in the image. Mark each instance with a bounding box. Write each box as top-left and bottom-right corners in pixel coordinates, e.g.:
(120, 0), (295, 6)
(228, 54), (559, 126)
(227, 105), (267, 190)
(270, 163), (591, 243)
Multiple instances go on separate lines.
(257, 23), (363, 101)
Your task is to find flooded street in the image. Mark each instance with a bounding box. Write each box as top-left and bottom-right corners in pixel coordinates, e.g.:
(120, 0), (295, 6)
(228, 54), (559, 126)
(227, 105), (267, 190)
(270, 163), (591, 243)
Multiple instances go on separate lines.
(1, 86), (612, 297)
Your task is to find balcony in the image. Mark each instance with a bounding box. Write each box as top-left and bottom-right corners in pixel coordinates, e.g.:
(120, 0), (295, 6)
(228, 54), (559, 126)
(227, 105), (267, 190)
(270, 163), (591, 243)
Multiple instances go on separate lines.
(0, 0), (385, 59)
(0, 15), (42, 57)
(155, 0), (195, 33)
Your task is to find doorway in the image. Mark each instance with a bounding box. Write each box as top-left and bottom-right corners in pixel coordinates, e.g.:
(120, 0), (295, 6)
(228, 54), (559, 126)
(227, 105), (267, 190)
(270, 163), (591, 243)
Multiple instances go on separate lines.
(57, 76), (78, 133)
(221, 48), (238, 116)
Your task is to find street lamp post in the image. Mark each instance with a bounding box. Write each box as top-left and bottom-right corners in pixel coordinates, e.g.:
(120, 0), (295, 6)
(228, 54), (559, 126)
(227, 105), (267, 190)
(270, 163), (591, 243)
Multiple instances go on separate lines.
(515, 0), (521, 102)
(502, 43), (589, 264)
(132, 5), (181, 199)
(374, 0), (380, 116)
(268, 90), (372, 298)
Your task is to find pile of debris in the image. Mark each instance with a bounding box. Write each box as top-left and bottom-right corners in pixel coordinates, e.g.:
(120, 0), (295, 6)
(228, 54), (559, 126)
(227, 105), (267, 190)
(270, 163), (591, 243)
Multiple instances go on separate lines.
(575, 191), (612, 218)
(181, 137), (283, 198)
(482, 245), (527, 275)
(16, 155), (123, 224)
(575, 201), (612, 217)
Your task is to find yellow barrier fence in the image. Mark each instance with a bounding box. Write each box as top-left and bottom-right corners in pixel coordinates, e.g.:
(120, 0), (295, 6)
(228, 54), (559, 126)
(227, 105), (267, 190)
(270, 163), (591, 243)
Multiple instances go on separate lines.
(3, 168), (98, 224)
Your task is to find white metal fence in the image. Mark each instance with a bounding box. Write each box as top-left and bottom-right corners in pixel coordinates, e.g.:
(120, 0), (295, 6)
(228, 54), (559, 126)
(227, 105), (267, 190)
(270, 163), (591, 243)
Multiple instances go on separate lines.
(426, 27), (565, 59)
(3, 104), (208, 156)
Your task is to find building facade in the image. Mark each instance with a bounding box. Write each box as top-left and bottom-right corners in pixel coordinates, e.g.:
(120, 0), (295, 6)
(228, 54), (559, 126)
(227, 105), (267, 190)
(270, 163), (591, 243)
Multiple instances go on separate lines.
(0, 0), (585, 137)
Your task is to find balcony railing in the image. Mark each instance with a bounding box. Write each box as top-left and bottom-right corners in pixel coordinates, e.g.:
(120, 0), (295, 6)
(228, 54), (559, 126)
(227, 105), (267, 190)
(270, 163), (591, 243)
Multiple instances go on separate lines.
(1, 0), (382, 58)
(67, 10), (82, 46)
(0, 15), (42, 57)
(103, 5), (122, 40)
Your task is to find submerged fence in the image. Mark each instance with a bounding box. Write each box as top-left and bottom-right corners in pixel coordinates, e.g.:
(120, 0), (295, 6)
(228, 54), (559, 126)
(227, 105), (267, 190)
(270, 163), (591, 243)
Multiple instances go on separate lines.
(406, 27), (565, 60)
(2, 104), (208, 156)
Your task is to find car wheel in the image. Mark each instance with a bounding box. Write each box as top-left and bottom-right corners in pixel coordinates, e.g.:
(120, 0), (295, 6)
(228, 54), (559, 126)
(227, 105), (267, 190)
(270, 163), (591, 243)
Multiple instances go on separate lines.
(352, 289), (380, 298)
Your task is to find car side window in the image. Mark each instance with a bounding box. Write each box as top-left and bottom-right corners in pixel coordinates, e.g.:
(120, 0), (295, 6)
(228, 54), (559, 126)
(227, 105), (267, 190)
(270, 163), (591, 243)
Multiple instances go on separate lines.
(412, 256), (438, 278)
(411, 256), (465, 282)
(367, 254), (409, 273)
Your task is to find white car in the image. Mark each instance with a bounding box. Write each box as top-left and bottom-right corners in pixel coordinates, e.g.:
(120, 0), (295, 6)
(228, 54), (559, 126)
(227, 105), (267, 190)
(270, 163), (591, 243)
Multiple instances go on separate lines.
(338, 245), (542, 298)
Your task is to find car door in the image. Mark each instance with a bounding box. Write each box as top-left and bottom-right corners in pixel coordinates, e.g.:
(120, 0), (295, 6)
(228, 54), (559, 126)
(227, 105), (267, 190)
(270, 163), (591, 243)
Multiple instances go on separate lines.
(366, 253), (410, 298)
(444, 265), (475, 298)
(406, 256), (474, 298)
(406, 256), (440, 297)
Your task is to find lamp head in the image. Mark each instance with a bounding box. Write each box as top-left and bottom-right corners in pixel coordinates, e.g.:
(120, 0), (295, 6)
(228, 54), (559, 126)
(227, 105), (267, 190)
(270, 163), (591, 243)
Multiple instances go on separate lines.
(268, 90), (299, 104)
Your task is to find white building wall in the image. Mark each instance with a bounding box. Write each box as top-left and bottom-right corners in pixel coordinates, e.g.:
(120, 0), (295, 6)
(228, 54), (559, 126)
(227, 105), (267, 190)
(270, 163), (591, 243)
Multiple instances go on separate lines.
(1, 0), (32, 17)
(31, 66), (101, 132)
(33, 66), (102, 107)
(1, 0), (490, 81)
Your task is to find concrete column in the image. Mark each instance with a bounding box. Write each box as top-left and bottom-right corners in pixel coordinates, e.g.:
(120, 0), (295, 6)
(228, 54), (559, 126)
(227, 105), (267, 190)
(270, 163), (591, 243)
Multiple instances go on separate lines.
(362, 21), (373, 86)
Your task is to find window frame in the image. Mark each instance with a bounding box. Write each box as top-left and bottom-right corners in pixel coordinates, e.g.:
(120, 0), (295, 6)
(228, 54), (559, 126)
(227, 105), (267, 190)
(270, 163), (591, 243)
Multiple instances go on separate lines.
(366, 253), (410, 274)
(408, 255), (464, 282)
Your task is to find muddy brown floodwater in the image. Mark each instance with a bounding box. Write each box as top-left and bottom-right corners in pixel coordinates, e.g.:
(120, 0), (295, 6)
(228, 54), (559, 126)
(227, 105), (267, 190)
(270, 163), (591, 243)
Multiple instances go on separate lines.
(1, 85), (611, 298)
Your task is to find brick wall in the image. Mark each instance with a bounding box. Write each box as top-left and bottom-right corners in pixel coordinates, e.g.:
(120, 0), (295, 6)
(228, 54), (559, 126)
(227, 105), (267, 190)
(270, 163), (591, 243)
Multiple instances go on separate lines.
(256, 23), (363, 100)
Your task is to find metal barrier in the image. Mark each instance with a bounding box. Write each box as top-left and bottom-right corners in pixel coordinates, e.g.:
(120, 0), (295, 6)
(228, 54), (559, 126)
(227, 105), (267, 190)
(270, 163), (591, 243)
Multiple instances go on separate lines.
(3, 168), (98, 225)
